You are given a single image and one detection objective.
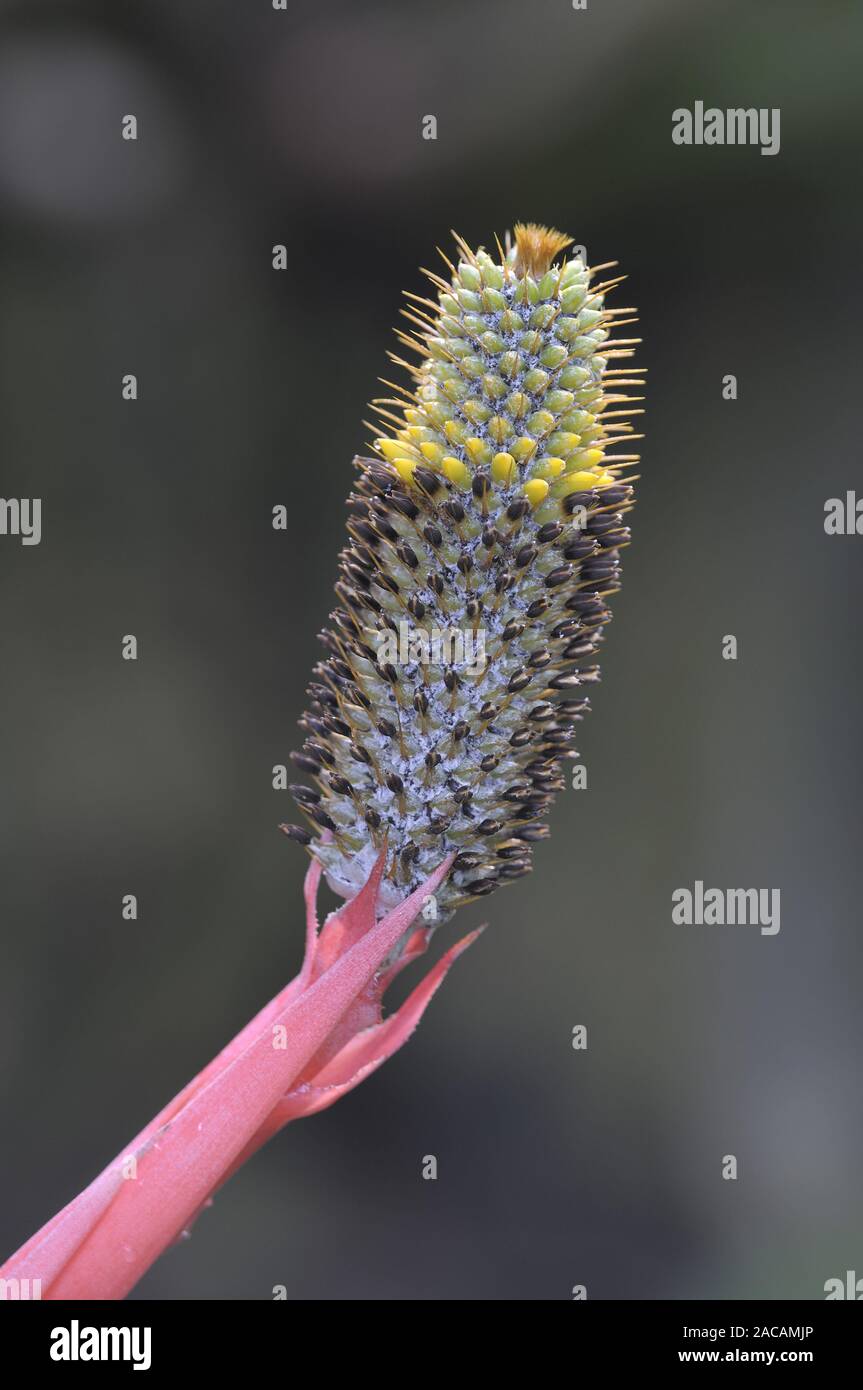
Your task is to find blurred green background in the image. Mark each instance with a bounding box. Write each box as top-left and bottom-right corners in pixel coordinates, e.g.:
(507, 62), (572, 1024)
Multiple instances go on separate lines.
(1, 0), (862, 1299)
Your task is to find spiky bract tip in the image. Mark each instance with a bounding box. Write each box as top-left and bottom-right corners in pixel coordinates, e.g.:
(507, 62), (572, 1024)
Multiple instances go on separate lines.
(512, 222), (574, 276)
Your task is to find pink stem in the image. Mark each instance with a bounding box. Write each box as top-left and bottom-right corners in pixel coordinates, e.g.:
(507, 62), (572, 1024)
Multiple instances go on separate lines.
(2, 855), (453, 1300)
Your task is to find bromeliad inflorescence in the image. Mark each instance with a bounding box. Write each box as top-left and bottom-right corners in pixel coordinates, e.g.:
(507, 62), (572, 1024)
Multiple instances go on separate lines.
(283, 223), (643, 920)
(1, 222), (643, 1301)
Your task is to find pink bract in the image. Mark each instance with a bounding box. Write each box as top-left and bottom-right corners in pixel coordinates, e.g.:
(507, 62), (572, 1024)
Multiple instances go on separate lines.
(1, 851), (478, 1300)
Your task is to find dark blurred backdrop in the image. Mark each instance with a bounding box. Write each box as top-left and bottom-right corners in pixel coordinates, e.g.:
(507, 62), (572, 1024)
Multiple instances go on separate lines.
(1, 0), (862, 1300)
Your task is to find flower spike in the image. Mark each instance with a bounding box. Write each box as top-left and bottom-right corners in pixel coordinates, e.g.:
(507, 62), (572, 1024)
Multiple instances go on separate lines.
(2, 223), (641, 1301)
(290, 225), (640, 922)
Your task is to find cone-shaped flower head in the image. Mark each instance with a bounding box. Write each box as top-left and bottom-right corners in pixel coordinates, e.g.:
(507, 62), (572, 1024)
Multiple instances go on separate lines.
(285, 224), (642, 920)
